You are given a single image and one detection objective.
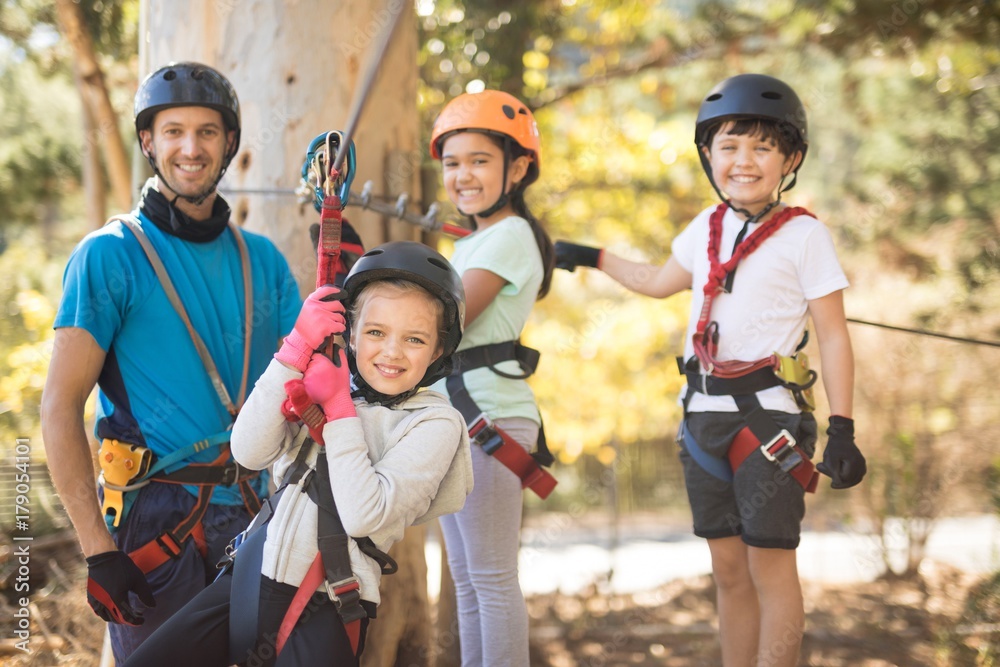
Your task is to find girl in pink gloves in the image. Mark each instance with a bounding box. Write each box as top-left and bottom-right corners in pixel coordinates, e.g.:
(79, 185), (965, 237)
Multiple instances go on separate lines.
(123, 241), (472, 667)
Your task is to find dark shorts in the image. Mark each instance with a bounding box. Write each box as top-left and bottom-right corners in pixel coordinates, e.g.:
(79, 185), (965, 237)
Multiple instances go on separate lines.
(107, 482), (255, 664)
(122, 572), (370, 667)
(677, 410), (817, 550)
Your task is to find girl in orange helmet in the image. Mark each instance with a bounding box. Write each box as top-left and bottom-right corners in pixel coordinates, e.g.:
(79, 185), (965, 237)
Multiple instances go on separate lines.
(429, 90), (555, 666)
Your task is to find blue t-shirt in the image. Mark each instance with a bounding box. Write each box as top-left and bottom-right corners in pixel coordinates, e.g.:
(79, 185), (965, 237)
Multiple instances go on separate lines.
(55, 213), (302, 504)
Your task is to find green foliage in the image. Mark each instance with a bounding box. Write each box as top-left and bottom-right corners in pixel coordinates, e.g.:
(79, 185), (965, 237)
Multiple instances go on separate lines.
(3, 1), (997, 525)
(415, 1), (1000, 532)
(0, 58), (82, 226)
(0, 228), (69, 440)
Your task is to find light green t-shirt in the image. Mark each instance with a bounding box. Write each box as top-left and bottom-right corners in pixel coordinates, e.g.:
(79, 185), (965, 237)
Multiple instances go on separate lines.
(431, 216), (542, 424)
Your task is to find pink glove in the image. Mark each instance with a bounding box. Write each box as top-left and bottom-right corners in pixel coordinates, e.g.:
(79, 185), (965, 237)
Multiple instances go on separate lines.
(303, 350), (356, 421)
(275, 286), (346, 372)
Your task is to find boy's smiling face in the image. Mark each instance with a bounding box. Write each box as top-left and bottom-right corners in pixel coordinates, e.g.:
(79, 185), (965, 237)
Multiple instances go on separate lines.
(704, 121), (802, 216)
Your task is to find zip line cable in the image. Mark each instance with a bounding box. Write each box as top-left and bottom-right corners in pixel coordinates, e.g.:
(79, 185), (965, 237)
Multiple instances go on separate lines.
(846, 318), (1000, 348)
(331, 2), (406, 174)
(219, 184), (1000, 350)
(220, 183), (472, 236)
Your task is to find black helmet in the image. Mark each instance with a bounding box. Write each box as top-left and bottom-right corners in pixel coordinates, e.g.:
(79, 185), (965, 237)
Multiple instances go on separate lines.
(134, 62), (241, 163)
(344, 241), (466, 393)
(695, 74), (808, 202)
(695, 74), (807, 152)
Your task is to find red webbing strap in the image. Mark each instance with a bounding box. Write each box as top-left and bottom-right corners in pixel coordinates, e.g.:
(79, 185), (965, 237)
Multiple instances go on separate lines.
(128, 448), (242, 573)
(276, 554), (322, 655)
(728, 427), (819, 493)
(275, 554), (363, 657)
(238, 478), (263, 516)
(317, 193), (343, 290)
(283, 379), (327, 445)
(694, 204), (812, 378)
(129, 489), (211, 574)
(490, 425), (558, 499)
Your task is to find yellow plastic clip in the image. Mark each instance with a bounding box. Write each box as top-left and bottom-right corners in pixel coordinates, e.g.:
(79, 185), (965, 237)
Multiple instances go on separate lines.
(98, 439), (153, 527)
(774, 351), (818, 412)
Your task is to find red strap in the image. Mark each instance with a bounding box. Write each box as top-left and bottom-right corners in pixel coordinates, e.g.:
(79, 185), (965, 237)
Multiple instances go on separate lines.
(276, 554), (362, 656)
(129, 497), (210, 574)
(284, 378), (327, 445)
(694, 204), (812, 378)
(490, 425), (558, 499)
(317, 194), (343, 289)
(728, 427), (818, 493)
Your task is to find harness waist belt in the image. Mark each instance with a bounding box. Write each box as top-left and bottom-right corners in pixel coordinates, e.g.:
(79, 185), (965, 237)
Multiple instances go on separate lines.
(454, 341), (540, 379)
(678, 356), (782, 396)
(446, 341), (556, 499)
(127, 448), (263, 574)
(152, 460), (258, 486)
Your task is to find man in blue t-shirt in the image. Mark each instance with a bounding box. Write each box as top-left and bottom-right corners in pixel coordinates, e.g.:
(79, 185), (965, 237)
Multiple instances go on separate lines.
(40, 62), (302, 663)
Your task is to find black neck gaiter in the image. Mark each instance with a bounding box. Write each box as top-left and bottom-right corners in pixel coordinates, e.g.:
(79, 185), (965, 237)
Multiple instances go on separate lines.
(138, 180), (231, 243)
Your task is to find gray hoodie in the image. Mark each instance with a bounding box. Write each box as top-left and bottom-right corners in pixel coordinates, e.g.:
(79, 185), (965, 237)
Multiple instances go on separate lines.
(231, 359), (473, 605)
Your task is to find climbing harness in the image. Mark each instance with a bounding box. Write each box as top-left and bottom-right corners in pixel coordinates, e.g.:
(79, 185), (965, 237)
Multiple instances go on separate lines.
(445, 341), (558, 499)
(223, 433), (397, 663)
(103, 215), (263, 572)
(679, 203), (820, 493)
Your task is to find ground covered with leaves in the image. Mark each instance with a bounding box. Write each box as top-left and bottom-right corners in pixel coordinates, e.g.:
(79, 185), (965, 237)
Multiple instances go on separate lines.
(526, 562), (999, 666)
(2, 537), (997, 666)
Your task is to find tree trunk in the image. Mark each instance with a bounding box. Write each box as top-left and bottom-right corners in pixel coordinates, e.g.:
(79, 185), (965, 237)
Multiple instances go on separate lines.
(434, 522), (462, 667)
(54, 0), (133, 214)
(141, 0), (424, 290)
(141, 3), (432, 663)
(362, 525), (432, 667)
(76, 65), (107, 229)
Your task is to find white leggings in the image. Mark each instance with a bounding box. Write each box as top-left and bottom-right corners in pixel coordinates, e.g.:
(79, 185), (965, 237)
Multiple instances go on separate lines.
(439, 417), (537, 667)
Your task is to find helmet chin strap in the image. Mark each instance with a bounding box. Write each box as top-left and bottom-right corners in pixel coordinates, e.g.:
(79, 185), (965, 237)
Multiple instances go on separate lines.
(458, 136), (513, 222)
(705, 164), (793, 225)
(144, 149), (231, 208)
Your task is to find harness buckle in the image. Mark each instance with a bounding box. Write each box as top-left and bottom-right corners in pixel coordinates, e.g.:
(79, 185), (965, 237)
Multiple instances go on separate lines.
(326, 577), (367, 623)
(468, 413), (505, 456)
(219, 462), (240, 486)
(759, 429), (802, 473)
(325, 576), (360, 604)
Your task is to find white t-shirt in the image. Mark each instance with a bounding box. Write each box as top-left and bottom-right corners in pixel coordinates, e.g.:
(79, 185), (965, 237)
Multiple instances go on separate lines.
(671, 205), (849, 413)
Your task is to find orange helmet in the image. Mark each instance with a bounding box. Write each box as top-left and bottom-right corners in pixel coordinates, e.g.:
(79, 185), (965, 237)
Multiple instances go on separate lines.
(430, 90), (541, 186)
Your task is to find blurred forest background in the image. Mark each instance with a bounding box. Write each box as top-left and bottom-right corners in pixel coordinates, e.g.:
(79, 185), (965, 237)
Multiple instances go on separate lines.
(1, 0), (999, 664)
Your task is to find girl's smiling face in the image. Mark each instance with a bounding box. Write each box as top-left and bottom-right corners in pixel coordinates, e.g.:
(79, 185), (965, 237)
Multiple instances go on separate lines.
(351, 283), (443, 396)
(440, 131), (529, 227)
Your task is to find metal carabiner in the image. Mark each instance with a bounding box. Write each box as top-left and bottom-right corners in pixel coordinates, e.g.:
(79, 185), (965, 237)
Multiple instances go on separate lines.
(322, 131), (356, 205)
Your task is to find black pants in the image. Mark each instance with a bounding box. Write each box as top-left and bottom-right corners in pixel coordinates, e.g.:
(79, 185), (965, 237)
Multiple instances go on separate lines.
(122, 571), (369, 667)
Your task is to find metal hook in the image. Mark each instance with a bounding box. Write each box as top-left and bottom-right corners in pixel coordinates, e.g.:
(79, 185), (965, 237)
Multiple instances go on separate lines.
(360, 181), (374, 209)
(394, 193), (409, 220)
(421, 202), (440, 232)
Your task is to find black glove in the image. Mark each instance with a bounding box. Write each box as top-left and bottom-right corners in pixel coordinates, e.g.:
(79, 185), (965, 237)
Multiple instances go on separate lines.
(816, 415), (867, 489)
(554, 241), (602, 272)
(86, 551), (156, 625)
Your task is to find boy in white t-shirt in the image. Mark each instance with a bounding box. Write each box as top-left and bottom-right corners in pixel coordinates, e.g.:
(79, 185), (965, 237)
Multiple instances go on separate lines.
(554, 74), (866, 667)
